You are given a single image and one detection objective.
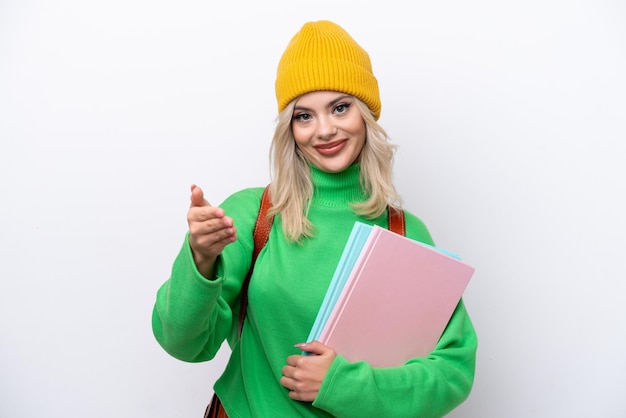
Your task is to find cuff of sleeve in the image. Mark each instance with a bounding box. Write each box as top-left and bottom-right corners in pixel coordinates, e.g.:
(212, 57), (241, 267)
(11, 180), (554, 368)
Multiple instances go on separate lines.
(312, 354), (348, 410)
(182, 233), (226, 287)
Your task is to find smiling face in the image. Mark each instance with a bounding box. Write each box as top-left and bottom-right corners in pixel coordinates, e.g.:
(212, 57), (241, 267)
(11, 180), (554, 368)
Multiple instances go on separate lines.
(291, 91), (367, 173)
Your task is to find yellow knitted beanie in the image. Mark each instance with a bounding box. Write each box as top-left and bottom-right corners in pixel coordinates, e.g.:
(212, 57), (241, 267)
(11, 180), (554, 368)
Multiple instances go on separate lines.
(275, 20), (381, 120)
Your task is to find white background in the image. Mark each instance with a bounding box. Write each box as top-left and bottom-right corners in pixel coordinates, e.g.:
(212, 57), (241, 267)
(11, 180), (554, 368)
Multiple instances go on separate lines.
(1, 1), (625, 417)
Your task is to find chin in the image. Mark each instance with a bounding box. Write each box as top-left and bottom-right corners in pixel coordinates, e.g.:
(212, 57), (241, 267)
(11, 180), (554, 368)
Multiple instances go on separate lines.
(318, 164), (350, 173)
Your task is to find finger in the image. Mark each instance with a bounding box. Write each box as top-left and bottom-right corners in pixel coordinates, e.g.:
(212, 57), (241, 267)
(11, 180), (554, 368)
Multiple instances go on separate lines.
(188, 209), (232, 232)
(286, 355), (303, 367)
(188, 206), (228, 225)
(281, 365), (294, 378)
(194, 233), (237, 254)
(280, 375), (315, 402)
(190, 184), (210, 207)
(207, 226), (237, 245)
(188, 227), (237, 262)
(189, 220), (236, 244)
(295, 341), (329, 356)
(279, 375), (297, 393)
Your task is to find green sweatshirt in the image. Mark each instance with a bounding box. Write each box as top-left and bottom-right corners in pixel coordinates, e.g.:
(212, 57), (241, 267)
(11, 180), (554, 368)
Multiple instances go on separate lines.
(152, 164), (477, 418)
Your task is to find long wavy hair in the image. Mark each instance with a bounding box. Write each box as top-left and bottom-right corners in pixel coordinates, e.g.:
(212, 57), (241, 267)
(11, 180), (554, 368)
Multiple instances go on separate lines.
(268, 98), (402, 242)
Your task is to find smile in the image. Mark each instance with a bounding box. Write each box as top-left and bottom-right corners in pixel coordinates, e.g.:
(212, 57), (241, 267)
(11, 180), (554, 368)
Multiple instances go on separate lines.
(315, 139), (348, 156)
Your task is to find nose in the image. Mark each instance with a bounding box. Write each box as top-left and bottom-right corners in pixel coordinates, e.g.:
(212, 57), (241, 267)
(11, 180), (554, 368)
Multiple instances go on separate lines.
(316, 115), (337, 140)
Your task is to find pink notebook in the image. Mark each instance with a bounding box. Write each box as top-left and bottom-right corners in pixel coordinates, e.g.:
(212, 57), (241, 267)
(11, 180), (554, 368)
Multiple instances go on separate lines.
(317, 225), (474, 367)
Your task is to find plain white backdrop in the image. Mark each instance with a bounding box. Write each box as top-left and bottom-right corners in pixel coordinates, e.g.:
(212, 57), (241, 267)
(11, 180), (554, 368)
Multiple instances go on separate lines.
(1, 0), (625, 417)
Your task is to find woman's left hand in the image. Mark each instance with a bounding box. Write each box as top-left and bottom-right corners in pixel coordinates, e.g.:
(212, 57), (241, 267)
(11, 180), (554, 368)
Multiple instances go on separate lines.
(280, 341), (337, 402)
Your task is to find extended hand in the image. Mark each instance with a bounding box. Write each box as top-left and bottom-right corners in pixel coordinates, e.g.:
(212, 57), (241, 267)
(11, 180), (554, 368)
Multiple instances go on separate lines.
(187, 185), (237, 277)
(280, 341), (337, 402)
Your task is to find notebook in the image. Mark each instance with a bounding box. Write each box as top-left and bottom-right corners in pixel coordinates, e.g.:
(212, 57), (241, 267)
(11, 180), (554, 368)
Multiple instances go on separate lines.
(308, 222), (474, 367)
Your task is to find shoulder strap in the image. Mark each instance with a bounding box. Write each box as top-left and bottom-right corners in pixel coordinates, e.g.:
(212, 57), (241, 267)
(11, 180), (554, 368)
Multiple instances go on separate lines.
(237, 186), (406, 337)
(387, 205), (406, 236)
(238, 185), (273, 337)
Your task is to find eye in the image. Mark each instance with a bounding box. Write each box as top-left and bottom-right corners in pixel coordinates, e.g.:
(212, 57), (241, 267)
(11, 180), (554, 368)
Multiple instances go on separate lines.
(334, 102), (351, 114)
(293, 112), (311, 122)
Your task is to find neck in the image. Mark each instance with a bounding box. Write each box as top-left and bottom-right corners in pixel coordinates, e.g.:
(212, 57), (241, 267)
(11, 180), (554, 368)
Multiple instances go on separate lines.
(310, 164), (366, 206)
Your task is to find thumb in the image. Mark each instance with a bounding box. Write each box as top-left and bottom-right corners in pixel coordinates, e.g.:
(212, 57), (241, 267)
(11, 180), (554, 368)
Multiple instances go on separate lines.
(190, 184), (210, 207)
(296, 341), (331, 356)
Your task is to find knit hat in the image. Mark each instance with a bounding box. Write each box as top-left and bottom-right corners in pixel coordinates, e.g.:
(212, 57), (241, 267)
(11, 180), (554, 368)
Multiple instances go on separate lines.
(275, 20), (381, 120)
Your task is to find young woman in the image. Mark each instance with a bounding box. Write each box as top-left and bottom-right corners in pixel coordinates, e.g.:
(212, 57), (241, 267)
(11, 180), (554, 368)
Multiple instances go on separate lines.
(152, 20), (477, 418)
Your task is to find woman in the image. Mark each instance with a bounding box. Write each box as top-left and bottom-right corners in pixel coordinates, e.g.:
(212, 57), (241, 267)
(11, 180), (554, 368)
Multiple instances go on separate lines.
(152, 20), (477, 417)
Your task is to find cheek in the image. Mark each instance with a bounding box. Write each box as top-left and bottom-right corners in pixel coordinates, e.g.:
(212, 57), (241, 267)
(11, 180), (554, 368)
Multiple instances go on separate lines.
(346, 116), (366, 137)
(355, 138), (366, 154)
(292, 126), (311, 148)
(350, 124), (367, 150)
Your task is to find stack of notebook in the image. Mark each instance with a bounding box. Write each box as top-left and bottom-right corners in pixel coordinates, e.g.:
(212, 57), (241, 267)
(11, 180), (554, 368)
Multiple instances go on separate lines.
(305, 222), (475, 367)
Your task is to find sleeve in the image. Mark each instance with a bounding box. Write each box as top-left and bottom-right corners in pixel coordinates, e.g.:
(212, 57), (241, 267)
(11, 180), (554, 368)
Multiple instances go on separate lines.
(312, 211), (478, 417)
(151, 188), (265, 362)
(314, 300), (477, 418)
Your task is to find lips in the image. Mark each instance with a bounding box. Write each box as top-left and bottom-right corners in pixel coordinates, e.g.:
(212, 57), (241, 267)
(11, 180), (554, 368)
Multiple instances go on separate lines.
(315, 139), (347, 156)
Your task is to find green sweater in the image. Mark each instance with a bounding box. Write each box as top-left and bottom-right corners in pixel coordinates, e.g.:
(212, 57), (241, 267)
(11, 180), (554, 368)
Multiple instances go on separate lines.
(152, 164), (477, 417)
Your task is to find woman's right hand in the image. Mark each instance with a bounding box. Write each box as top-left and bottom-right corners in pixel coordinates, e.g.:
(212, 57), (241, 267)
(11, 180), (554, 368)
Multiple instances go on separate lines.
(187, 185), (237, 278)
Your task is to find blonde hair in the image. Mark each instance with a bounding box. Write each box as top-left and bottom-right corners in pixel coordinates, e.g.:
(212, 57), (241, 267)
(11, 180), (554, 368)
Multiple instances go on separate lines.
(268, 98), (402, 242)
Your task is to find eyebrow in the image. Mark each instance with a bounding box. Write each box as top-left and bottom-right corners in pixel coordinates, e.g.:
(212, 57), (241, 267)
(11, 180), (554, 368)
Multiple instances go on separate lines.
(294, 94), (353, 112)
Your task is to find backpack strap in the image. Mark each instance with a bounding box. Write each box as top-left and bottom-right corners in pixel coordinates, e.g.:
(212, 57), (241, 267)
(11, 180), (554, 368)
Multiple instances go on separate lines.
(238, 185), (273, 337)
(237, 185), (406, 337)
(387, 205), (406, 236)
